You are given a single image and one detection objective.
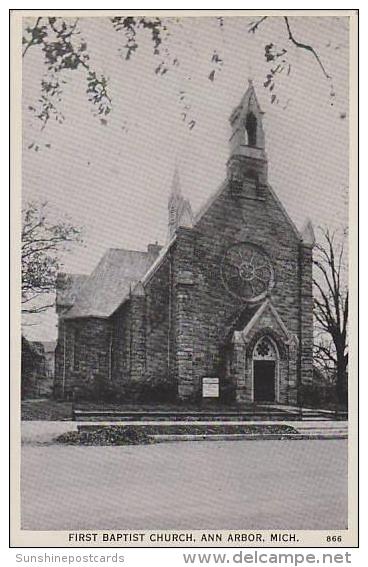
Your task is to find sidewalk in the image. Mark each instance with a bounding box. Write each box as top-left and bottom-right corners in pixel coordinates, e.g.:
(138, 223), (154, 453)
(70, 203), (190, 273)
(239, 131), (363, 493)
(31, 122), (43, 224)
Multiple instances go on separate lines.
(21, 419), (348, 444)
(21, 421), (77, 444)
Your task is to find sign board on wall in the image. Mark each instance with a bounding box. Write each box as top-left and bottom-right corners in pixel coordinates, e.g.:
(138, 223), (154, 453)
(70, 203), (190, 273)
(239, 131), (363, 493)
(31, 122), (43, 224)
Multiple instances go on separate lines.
(202, 377), (219, 398)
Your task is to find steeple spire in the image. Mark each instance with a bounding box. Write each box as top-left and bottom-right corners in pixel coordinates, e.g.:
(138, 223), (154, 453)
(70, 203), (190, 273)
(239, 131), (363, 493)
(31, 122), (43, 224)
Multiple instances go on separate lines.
(167, 166), (194, 241)
(246, 59), (254, 86)
(171, 165), (182, 198)
(227, 82), (268, 194)
(229, 81), (266, 153)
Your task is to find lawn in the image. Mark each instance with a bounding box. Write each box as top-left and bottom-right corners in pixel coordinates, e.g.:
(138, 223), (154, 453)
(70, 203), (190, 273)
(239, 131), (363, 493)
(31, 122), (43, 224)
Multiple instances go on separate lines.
(21, 399), (73, 421)
(21, 399), (278, 421)
(21, 398), (347, 422)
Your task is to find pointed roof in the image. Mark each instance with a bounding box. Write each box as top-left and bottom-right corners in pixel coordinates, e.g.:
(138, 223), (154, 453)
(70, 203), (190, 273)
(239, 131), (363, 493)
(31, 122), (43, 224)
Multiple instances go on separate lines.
(169, 166), (182, 201)
(63, 248), (155, 319)
(220, 303), (260, 345)
(131, 281), (145, 297)
(178, 199), (194, 229)
(229, 80), (264, 123)
(142, 234), (176, 285)
(168, 166), (194, 239)
(233, 299), (291, 345)
(193, 176), (301, 241)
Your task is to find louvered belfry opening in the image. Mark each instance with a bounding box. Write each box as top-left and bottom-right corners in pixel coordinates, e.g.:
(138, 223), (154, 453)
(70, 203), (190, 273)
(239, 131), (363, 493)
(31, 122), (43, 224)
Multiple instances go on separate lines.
(245, 112), (257, 147)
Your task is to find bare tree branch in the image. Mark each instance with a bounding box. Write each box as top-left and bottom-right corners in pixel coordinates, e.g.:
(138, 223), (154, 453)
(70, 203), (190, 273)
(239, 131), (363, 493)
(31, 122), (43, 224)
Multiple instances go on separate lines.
(22, 303), (56, 314)
(248, 17), (268, 34)
(284, 16), (331, 79)
(21, 201), (82, 316)
(313, 226), (348, 405)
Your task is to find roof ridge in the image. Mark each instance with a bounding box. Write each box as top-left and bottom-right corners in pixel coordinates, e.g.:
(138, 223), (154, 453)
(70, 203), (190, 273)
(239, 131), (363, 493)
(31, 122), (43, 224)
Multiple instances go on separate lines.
(58, 271), (88, 277)
(107, 247), (149, 254)
(267, 183), (301, 240)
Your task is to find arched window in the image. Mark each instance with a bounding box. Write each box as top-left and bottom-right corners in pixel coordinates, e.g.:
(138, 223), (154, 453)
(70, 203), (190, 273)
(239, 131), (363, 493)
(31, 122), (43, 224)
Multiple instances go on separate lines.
(253, 336), (277, 361)
(245, 112), (257, 147)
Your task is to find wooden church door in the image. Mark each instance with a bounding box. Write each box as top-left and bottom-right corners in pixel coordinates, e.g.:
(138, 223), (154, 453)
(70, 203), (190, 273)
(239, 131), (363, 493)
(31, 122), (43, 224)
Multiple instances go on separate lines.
(253, 337), (278, 402)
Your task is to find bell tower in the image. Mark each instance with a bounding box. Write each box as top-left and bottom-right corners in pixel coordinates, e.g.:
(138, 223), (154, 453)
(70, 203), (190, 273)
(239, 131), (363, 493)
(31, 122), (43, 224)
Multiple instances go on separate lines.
(227, 80), (268, 197)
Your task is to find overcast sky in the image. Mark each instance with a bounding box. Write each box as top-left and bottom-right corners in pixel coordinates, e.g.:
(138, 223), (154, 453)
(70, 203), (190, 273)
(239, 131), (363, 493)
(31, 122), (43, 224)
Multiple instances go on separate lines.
(22, 14), (350, 340)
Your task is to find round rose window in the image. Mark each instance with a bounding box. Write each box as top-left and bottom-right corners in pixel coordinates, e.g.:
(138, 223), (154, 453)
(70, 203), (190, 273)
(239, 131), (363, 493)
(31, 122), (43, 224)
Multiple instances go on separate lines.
(221, 243), (274, 301)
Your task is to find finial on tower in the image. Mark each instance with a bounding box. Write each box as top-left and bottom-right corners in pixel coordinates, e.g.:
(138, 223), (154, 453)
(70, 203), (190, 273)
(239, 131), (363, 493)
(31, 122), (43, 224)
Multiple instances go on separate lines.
(301, 219), (315, 247)
(247, 58), (254, 86)
(171, 164), (182, 198)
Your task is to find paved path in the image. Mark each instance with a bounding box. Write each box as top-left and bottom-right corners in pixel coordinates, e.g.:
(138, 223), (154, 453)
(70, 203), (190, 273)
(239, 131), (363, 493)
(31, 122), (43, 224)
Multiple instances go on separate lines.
(21, 421), (78, 444)
(21, 439), (347, 531)
(21, 420), (347, 444)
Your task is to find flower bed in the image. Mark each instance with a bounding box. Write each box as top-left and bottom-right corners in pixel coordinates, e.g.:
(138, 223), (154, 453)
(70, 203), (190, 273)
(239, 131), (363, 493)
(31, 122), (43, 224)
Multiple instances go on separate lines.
(55, 423), (299, 445)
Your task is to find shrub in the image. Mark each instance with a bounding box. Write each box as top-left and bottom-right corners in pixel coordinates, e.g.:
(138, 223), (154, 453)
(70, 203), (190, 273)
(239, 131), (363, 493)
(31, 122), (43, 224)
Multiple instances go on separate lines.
(72, 373), (124, 403)
(299, 382), (339, 410)
(55, 425), (154, 445)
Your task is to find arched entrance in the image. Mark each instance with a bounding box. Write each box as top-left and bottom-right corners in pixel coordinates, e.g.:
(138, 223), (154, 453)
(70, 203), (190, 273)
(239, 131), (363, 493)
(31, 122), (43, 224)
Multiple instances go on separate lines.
(252, 336), (278, 402)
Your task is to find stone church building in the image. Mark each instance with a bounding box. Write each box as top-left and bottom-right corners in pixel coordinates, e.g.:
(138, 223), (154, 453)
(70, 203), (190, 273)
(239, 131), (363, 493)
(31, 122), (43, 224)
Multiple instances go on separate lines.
(54, 82), (315, 405)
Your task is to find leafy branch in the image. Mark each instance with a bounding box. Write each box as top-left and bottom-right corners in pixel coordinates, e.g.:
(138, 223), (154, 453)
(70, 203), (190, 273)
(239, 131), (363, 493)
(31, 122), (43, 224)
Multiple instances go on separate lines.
(23, 15), (341, 135)
(23, 17), (112, 132)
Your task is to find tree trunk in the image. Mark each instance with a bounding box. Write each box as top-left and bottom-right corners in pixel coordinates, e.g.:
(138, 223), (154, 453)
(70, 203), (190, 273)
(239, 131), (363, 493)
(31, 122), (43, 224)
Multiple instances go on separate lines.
(335, 346), (348, 407)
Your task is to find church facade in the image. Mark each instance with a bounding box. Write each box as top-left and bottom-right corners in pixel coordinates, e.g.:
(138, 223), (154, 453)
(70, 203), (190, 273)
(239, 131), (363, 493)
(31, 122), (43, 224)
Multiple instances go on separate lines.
(54, 83), (315, 405)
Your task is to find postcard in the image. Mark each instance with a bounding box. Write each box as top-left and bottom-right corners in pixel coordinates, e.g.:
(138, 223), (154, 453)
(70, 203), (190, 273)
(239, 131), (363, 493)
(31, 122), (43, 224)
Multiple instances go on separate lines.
(10, 9), (358, 549)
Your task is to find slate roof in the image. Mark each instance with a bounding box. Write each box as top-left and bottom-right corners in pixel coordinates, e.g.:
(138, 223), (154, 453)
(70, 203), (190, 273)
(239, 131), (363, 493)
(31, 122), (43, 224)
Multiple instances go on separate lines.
(63, 248), (156, 319)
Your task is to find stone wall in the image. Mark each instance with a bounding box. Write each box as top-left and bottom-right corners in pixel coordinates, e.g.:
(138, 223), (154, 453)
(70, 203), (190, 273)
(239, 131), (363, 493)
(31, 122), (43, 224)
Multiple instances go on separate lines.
(54, 174), (313, 405)
(111, 301), (131, 386)
(110, 290), (150, 399)
(130, 289), (146, 382)
(170, 176), (305, 402)
(144, 257), (172, 387)
(170, 228), (196, 400)
(54, 317), (111, 399)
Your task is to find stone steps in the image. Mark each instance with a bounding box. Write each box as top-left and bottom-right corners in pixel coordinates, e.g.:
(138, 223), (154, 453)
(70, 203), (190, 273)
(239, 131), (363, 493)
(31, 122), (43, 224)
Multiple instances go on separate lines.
(152, 432), (347, 442)
(73, 408), (346, 422)
(75, 419), (348, 428)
